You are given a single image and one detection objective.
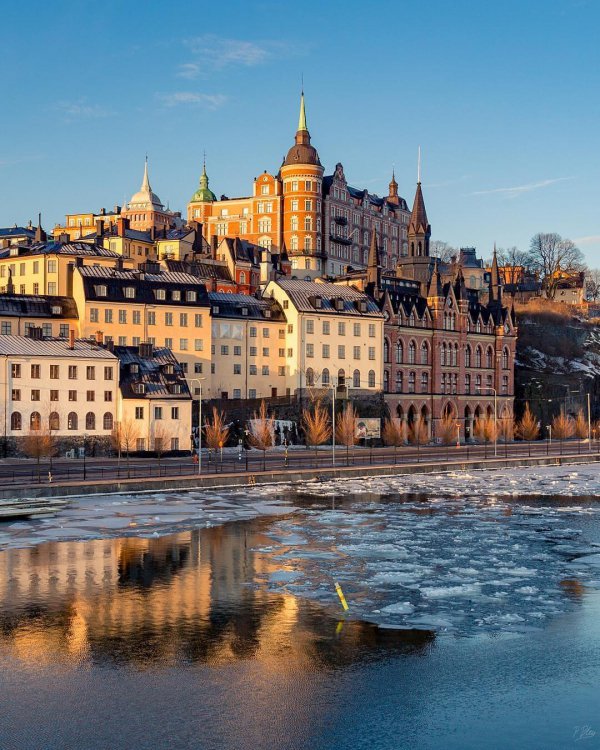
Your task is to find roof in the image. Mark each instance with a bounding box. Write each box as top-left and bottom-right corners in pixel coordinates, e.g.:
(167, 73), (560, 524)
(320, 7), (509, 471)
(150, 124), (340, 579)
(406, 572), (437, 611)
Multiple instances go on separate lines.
(323, 176), (408, 212)
(0, 336), (117, 359)
(408, 182), (430, 235)
(114, 345), (191, 400)
(76, 266), (211, 305)
(0, 294), (78, 319)
(0, 241), (121, 259)
(208, 291), (285, 320)
(271, 279), (382, 316)
(164, 259), (234, 282)
(0, 226), (36, 239)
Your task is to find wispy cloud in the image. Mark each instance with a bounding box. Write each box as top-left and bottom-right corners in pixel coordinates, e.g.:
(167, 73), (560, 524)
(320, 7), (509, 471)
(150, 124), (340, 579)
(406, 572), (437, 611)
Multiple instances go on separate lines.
(573, 235), (600, 246)
(177, 34), (304, 78)
(156, 92), (227, 109)
(55, 99), (114, 121)
(471, 176), (574, 199)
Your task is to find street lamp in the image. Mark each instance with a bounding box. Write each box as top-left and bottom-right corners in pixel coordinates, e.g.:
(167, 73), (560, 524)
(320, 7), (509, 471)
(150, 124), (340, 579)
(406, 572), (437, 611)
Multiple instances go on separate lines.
(189, 377), (205, 475)
(455, 422), (460, 448)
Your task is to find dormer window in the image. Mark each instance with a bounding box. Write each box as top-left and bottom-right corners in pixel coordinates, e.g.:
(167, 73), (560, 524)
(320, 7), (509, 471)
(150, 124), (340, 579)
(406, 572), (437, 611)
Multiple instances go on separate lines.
(212, 305), (220, 314)
(132, 382), (146, 395)
(263, 309), (271, 318)
(162, 363), (175, 375)
(124, 287), (135, 299)
(155, 289), (166, 301)
(186, 291), (197, 302)
(169, 383), (182, 394)
(241, 307), (248, 316)
(172, 290), (181, 301)
(95, 285), (108, 297)
(51, 306), (62, 315)
(334, 298), (344, 311)
(9, 247), (18, 257)
(129, 363), (140, 374)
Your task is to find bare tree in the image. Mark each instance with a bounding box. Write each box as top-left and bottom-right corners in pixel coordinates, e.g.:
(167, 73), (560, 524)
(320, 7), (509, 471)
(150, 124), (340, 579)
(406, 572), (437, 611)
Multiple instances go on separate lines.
(248, 400), (274, 471)
(515, 403), (540, 456)
(495, 246), (530, 286)
(438, 413), (457, 461)
(382, 418), (405, 463)
(585, 269), (600, 302)
(430, 240), (457, 264)
(335, 403), (358, 466)
(301, 401), (331, 462)
(22, 416), (56, 483)
(552, 411), (575, 455)
(528, 233), (586, 299)
(112, 417), (139, 478)
(204, 407), (230, 471)
(152, 422), (172, 470)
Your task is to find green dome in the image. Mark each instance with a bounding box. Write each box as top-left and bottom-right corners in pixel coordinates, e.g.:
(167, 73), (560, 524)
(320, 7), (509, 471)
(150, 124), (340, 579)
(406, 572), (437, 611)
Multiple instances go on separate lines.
(190, 163), (216, 203)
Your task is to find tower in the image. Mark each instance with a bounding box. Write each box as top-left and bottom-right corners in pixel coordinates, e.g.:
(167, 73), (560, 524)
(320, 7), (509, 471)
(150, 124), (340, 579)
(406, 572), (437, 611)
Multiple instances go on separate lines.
(489, 245), (502, 306)
(388, 169), (399, 205)
(280, 91), (324, 279)
(187, 155), (217, 224)
(365, 230), (381, 295)
(122, 157), (172, 231)
(396, 152), (432, 292)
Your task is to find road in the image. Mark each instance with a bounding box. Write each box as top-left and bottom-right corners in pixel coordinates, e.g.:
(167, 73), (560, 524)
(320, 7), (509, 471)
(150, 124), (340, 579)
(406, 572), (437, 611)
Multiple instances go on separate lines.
(0, 439), (596, 487)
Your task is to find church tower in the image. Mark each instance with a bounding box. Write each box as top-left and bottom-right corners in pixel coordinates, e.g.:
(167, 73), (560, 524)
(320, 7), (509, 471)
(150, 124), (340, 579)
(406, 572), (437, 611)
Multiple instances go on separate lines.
(280, 91), (324, 279)
(187, 156), (217, 224)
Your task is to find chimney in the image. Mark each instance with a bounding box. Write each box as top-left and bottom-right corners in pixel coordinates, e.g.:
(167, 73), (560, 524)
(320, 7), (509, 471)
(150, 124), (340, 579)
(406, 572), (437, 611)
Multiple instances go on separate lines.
(69, 329), (75, 350)
(114, 205), (121, 214)
(95, 330), (103, 345)
(106, 339), (114, 353)
(95, 219), (105, 238)
(150, 225), (156, 241)
(139, 342), (153, 359)
(116, 256), (124, 272)
(117, 217), (130, 236)
(210, 235), (218, 258)
(59, 232), (70, 244)
(74, 256), (83, 268)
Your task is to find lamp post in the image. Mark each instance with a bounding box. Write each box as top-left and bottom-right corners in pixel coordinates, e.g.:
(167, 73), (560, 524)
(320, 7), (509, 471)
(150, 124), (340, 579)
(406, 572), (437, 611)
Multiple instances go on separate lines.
(82, 433), (87, 481)
(455, 422), (460, 448)
(189, 377), (205, 475)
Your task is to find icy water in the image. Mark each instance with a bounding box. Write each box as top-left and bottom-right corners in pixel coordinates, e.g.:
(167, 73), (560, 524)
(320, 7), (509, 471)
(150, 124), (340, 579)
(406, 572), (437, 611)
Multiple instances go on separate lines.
(2, 468), (600, 749)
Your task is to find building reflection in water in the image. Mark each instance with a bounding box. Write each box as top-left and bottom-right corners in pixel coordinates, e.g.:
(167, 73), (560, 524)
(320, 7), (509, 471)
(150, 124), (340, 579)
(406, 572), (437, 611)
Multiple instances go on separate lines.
(0, 521), (434, 670)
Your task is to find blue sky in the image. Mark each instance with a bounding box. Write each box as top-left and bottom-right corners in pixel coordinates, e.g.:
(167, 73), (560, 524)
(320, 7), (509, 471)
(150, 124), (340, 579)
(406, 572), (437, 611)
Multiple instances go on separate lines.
(1, 0), (599, 263)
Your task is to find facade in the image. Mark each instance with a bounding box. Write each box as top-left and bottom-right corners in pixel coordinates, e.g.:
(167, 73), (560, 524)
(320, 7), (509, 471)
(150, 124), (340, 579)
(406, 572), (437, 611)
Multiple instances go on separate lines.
(53, 206), (122, 241)
(0, 224), (37, 249)
(209, 292), (287, 400)
(264, 278), (384, 397)
(0, 334), (118, 442)
(115, 344), (192, 453)
(121, 159), (182, 232)
(186, 93), (410, 281)
(0, 295), (78, 339)
(71, 263), (212, 388)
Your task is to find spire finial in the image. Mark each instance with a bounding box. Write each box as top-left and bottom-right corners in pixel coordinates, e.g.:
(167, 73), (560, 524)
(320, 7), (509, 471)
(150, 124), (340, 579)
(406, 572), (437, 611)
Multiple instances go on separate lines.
(298, 88), (307, 132)
(417, 146), (421, 183)
(202, 150), (207, 175)
(141, 155), (150, 191)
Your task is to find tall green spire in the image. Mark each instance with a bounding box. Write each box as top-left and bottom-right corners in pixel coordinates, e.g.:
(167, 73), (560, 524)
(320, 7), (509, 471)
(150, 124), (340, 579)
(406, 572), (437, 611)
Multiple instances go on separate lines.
(190, 153), (216, 203)
(297, 90), (307, 132)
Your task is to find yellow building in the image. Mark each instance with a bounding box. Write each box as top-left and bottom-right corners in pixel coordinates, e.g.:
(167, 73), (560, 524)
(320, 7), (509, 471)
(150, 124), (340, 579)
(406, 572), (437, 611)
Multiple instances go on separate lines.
(263, 278), (384, 396)
(0, 240), (131, 297)
(71, 262), (213, 390)
(0, 334), (119, 441)
(0, 294), (78, 339)
(53, 206), (122, 241)
(209, 292), (287, 400)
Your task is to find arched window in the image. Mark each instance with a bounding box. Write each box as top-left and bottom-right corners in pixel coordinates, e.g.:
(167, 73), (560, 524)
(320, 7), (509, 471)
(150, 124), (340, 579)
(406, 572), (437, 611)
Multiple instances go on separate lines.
(384, 370), (390, 392)
(441, 343), (447, 366)
(420, 341), (429, 365)
(486, 347), (493, 369)
(11, 412), (22, 431)
(502, 348), (509, 369)
(103, 412), (114, 431)
(86, 412), (96, 430)
(408, 371), (416, 393)
(475, 346), (482, 368)
(395, 371), (403, 393)
(408, 341), (416, 364)
(67, 412), (78, 430)
(239, 272), (246, 285)
(322, 368), (330, 385)
(337, 369), (345, 387)
(353, 369), (361, 388)
(30, 411), (41, 430)
(306, 367), (314, 386)
(49, 412), (60, 430)
(475, 374), (482, 390)
(421, 372), (429, 393)
(453, 343), (459, 367)
(368, 370), (375, 388)
(384, 338), (390, 363)
(396, 341), (403, 364)
(465, 345), (472, 368)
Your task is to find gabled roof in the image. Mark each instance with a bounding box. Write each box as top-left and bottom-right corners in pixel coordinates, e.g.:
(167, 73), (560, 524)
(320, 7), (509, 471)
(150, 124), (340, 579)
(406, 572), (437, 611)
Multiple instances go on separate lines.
(114, 345), (191, 400)
(0, 226), (36, 239)
(323, 177), (409, 212)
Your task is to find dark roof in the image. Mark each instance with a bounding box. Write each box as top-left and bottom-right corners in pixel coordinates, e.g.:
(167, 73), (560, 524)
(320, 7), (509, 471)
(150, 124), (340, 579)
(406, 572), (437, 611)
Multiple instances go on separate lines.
(273, 279), (382, 317)
(0, 226), (36, 239)
(0, 294), (78, 319)
(208, 292), (285, 320)
(221, 237), (261, 265)
(114, 345), (191, 400)
(0, 241), (121, 259)
(164, 259), (234, 283)
(323, 177), (408, 212)
(0, 336), (117, 359)
(76, 266), (211, 306)
(408, 183), (430, 235)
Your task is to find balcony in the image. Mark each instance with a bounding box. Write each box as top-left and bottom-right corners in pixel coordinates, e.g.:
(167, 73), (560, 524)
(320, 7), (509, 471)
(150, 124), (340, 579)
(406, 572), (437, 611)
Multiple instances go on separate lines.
(329, 234), (352, 246)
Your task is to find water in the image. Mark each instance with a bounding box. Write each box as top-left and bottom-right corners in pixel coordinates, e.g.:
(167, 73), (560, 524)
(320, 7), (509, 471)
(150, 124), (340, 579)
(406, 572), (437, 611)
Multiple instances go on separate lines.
(1, 476), (600, 749)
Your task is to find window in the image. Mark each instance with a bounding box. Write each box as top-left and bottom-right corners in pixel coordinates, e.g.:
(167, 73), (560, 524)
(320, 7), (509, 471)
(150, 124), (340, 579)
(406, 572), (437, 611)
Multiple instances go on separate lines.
(250, 327), (257, 338)
(1, 322), (12, 335)
(104, 367), (113, 380)
(155, 289), (166, 301)
(165, 312), (173, 326)
(465, 374), (471, 394)
(475, 347), (482, 368)
(262, 365), (269, 375)
(165, 337), (173, 349)
(31, 364), (40, 379)
(368, 347), (375, 360)
(420, 342), (429, 365)
(262, 347), (269, 357)
(234, 345), (242, 356)
(353, 369), (361, 388)
(395, 371), (403, 393)
(104, 390), (112, 402)
(86, 390), (95, 402)
(50, 390), (59, 401)
(59, 324), (69, 338)
(87, 366), (95, 380)
(11, 363), (21, 378)
(322, 368), (330, 385)
(306, 320), (314, 334)
(103, 412), (113, 430)
(306, 343), (314, 358)
(30, 412), (41, 430)
(421, 372), (429, 393)
(234, 364), (242, 375)
(147, 312), (156, 326)
(195, 313), (203, 327)
(11, 412), (21, 431)
(502, 348), (509, 369)
(368, 370), (376, 388)
(47, 260), (57, 273)
(11, 389), (20, 401)
(136, 438), (146, 451)
(322, 343), (330, 358)
(486, 347), (493, 369)
(408, 341), (416, 364)
(154, 406), (163, 420)
(338, 322), (346, 336)
(171, 407), (179, 420)
(90, 308), (99, 323)
(180, 313), (188, 327)
(133, 311), (141, 325)
(353, 346), (361, 360)
(322, 321), (330, 335)
(368, 324), (376, 338)
(336, 345), (345, 360)
(86, 412), (96, 430)
(465, 346), (471, 368)
(180, 339), (188, 351)
(31, 389), (40, 401)
(353, 323), (361, 337)
(67, 412), (78, 430)
(221, 345), (229, 355)
(124, 287), (135, 299)
(135, 407), (144, 420)
(502, 375), (509, 395)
